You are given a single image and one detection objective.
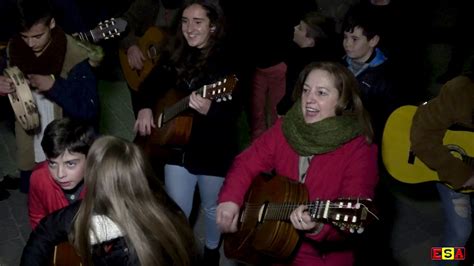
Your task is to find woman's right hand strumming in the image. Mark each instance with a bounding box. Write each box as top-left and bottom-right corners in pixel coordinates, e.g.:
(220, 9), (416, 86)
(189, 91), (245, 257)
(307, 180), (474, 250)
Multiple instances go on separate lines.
(134, 108), (155, 136)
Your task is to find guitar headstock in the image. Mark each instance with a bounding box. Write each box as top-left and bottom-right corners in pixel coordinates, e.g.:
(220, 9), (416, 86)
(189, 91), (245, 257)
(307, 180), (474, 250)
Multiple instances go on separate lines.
(201, 74), (238, 102)
(310, 198), (377, 234)
(83, 18), (128, 43)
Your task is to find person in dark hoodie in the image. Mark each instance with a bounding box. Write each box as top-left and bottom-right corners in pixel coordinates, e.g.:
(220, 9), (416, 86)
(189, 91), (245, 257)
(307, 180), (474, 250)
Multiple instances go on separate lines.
(277, 11), (342, 116)
(411, 65), (474, 264)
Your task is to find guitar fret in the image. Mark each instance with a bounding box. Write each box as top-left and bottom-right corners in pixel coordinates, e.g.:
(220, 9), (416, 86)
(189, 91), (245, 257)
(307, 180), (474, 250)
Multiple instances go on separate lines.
(317, 200), (323, 220)
(323, 200), (331, 219)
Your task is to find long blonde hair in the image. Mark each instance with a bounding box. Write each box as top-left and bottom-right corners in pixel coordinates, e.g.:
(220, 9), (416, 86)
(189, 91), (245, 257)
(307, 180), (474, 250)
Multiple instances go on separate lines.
(70, 136), (196, 265)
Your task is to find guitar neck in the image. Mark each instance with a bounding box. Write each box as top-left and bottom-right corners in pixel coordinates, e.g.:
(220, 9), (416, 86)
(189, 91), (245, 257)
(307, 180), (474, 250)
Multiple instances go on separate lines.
(243, 199), (370, 227)
(161, 87), (205, 125)
(75, 31), (95, 43)
(243, 200), (332, 222)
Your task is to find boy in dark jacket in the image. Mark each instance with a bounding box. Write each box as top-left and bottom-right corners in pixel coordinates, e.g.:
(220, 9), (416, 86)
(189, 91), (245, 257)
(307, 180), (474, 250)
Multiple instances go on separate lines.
(341, 6), (399, 144)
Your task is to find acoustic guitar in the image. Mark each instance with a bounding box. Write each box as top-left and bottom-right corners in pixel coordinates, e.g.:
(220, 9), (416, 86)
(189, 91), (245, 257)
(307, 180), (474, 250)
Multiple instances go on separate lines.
(74, 17), (127, 43)
(136, 74), (238, 157)
(119, 26), (165, 91)
(382, 105), (474, 192)
(223, 174), (377, 265)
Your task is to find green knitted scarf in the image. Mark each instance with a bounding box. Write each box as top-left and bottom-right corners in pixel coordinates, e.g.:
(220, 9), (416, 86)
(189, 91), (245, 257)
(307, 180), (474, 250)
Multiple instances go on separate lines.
(282, 100), (362, 156)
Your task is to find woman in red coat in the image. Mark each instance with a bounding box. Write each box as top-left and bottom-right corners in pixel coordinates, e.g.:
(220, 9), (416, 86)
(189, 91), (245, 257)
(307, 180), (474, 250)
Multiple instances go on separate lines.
(217, 61), (379, 265)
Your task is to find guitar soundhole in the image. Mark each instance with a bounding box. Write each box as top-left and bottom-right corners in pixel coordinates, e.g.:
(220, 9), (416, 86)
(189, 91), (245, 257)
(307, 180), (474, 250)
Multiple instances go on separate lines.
(148, 45), (159, 62)
(408, 150), (416, 164)
(257, 202), (267, 223)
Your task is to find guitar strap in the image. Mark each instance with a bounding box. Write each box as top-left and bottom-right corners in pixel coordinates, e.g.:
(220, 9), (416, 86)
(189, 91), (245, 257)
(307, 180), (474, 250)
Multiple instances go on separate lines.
(298, 155), (313, 183)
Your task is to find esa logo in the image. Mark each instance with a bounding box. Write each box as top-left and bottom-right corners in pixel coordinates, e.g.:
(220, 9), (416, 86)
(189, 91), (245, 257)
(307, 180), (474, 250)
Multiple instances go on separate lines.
(431, 247), (465, 260)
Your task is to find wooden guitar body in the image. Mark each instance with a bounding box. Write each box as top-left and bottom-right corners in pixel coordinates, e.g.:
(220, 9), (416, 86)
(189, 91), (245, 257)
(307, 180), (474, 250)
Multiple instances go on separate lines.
(152, 89), (193, 146)
(50, 242), (82, 266)
(134, 89), (192, 159)
(224, 174), (307, 265)
(223, 175), (376, 264)
(119, 26), (165, 91)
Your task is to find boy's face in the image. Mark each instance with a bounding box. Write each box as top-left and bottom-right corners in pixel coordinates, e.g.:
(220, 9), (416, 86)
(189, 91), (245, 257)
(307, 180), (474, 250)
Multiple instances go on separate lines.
(343, 26), (379, 64)
(20, 18), (55, 57)
(293, 21), (315, 48)
(47, 150), (86, 190)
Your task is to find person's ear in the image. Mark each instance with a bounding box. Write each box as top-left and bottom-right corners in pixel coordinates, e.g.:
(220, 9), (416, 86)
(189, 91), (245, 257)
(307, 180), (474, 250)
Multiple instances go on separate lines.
(210, 25), (216, 33)
(49, 18), (56, 29)
(307, 38), (315, 48)
(368, 34), (380, 48)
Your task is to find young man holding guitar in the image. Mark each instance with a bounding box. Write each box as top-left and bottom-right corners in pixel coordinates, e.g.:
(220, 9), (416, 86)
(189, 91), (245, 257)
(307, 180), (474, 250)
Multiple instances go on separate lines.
(410, 67), (474, 264)
(0, 0), (102, 193)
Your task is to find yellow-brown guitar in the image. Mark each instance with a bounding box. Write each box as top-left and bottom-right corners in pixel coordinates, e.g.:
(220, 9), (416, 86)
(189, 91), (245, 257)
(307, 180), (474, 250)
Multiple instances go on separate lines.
(382, 105), (474, 193)
(119, 26), (165, 91)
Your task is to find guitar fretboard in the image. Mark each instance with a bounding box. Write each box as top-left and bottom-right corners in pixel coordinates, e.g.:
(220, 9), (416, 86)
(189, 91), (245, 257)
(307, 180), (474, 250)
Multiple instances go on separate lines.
(161, 87), (204, 124)
(161, 77), (233, 124)
(75, 31), (94, 43)
(241, 200), (367, 223)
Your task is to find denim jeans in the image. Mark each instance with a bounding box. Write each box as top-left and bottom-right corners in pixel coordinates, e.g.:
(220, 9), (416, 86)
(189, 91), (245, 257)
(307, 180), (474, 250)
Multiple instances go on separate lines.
(164, 164), (224, 249)
(435, 183), (473, 265)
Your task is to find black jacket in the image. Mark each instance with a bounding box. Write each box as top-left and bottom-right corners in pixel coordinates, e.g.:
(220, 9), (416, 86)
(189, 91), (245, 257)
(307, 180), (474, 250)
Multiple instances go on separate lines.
(137, 45), (241, 177)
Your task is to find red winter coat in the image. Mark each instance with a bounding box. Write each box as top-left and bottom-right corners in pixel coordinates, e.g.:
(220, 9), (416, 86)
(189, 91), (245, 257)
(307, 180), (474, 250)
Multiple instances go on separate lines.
(218, 119), (379, 266)
(28, 162), (85, 229)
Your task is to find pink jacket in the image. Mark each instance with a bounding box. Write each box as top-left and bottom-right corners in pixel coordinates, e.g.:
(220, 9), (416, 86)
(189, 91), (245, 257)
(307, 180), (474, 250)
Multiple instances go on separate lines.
(219, 119), (379, 265)
(28, 162), (85, 229)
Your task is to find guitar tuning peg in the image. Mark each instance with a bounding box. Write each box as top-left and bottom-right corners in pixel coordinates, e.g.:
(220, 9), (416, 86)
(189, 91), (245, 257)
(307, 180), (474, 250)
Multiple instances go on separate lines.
(357, 227), (364, 234)
(216, 98), (222, 103)
(350, 228), (355, 233)
(222, 97), (227, 101)
(228, 95), (232, 100)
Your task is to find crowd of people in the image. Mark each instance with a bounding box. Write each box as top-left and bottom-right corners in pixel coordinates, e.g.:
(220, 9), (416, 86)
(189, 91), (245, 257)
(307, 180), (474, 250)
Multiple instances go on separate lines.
(0, 0), (472, 265)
